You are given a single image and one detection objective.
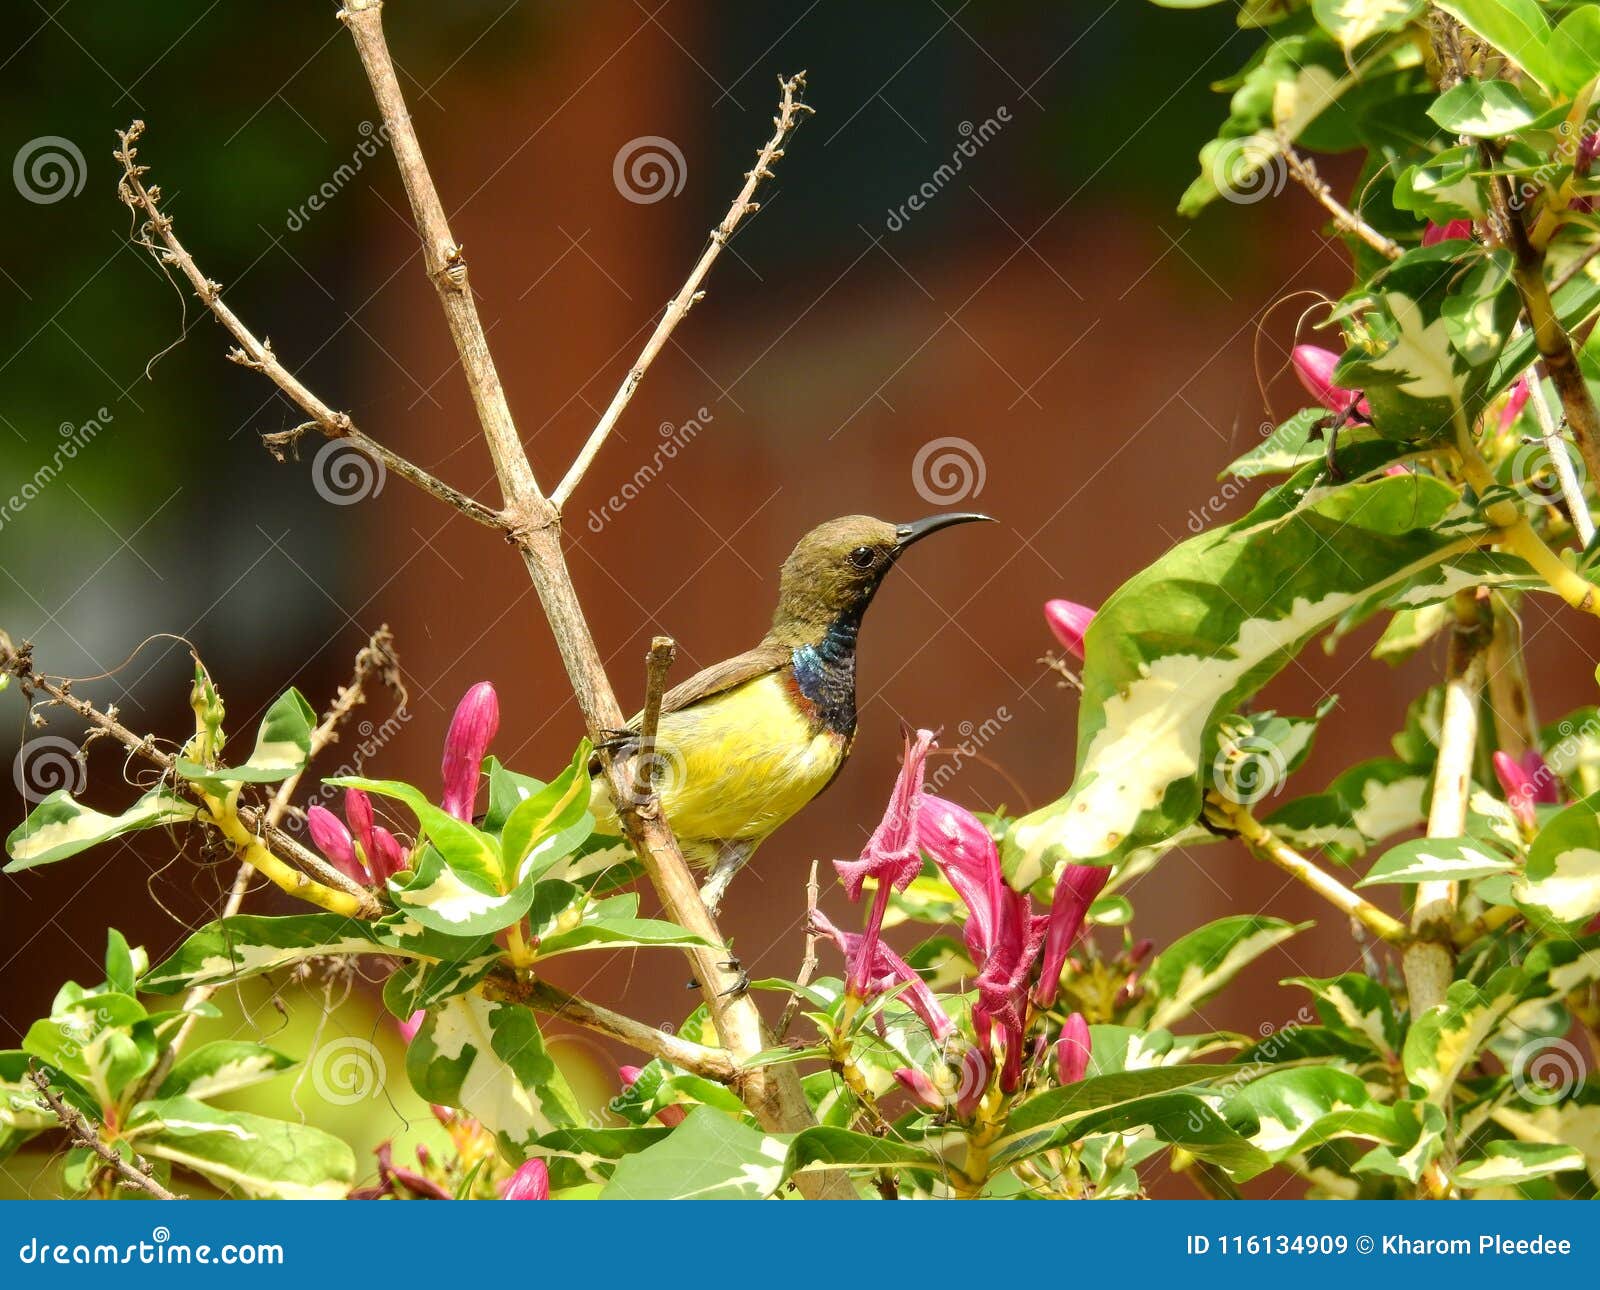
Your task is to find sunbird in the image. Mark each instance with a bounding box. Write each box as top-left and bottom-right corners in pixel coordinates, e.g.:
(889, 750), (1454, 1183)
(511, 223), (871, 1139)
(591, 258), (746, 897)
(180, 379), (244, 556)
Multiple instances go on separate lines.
(585, 512), (992, 912)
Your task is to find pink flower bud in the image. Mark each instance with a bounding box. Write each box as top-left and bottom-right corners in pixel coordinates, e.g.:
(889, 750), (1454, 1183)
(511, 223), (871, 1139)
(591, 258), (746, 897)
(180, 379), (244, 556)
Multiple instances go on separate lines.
(953, 1046), (992, 1120)
(441, 682), (499, 821)
(893, 1067), (945, 1112)
(398, 1009), (425, 1044)
(656, 1104), (687, 1127)
(1500, 377), (1531, 431)
(308, 805), (367, 883)
(618, 1065), (644, 1087)
(1422, 219), (1472, 246)
(344, 788), (376, 864)
(1057, 1013), (1091, 1085)
(1520, 749), (1560, 804)
(1044, 599), (1095, 662)
(368, 826), (409, 881)
(1292, 344), (1371, 419)
(500, 1158), (550, 1200)
(1493, 750), (1544, 829)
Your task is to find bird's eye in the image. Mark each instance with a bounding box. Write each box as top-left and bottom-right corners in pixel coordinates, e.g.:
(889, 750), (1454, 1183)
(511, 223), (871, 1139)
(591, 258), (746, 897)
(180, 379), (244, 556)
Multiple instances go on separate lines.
(848, 545), (876, 570)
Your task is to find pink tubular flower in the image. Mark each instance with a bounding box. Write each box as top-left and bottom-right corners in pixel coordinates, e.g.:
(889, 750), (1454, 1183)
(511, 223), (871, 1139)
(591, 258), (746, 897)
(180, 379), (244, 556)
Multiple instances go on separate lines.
(1422, 219), (1473, 246)
(1292, 344), (1371, 420)
(441, 682), (499, 821)
(500, 1159), (550, 1200)
(1056, 1013), (1091, 1085)
(811, 910), (955, 1042)
(1494, 749), (1559, 829)
(1500, 377), (1531, 431)
(916, 796), (1005, 962)
(1032, 863), (1111, 1010)
(1044, 599), (1095, 663)
(833, 729), (936, 999)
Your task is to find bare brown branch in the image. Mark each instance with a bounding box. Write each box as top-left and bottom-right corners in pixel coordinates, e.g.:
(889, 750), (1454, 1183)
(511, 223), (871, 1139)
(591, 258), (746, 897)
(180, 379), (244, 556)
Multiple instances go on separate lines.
(29, 1067), (182, 1200)
(553, 73), (812, 508)
(113, 123), (507, 535)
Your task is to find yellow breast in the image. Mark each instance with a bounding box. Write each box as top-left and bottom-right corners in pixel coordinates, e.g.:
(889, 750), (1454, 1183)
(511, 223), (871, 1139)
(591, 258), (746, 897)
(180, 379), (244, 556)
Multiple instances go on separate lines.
(589, 671), (847, 861)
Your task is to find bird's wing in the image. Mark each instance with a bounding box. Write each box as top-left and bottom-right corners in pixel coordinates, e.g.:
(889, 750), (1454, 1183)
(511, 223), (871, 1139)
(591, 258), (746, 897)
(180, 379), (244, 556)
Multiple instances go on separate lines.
(649, 639), (793, 721)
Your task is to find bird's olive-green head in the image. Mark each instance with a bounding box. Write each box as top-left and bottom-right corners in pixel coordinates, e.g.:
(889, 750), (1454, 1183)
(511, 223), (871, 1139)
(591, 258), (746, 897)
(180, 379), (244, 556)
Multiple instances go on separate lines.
(768, 512), (992, 646)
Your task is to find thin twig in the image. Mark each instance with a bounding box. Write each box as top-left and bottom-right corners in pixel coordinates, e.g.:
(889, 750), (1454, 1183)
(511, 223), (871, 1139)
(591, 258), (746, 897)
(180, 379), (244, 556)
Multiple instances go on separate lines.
(1278, 139), (1402, 261)
(775, 859), (821, 1042)
(481, 972), (737, 1082)
(1207, 797), (1407, 943)
(0, 635), (380, 915)
(552, 73), (813, 508)
(1514, 339), (1596, 545)
(113, 123), (507, 535)
(29, 1068), (182, 1200)
(638, 635), (676, 758)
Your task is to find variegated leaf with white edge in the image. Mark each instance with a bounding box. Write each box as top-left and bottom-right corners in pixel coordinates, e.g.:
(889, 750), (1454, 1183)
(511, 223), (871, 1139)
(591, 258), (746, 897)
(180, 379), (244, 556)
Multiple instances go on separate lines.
(1285, 973), (1400, 1058)
(1003, 473), (1467, 892)
(405, 994), (584, 1159)
(126, 1096), (354, 1199)
(174, 688), (316, 790)
(156, 1040), (295, 1101)
(1356, 836), (1516, 886)
(1514, 791), (1600, 925)
(1132, 916), (1310, 1031)
(5, 788), (197, 872)
(1450, 1141), (1586, 1190)
(1403, 967), (1530, 1103)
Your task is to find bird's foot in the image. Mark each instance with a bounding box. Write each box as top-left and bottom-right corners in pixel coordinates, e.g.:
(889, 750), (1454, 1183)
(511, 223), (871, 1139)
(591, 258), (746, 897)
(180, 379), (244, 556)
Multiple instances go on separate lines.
(716, 957), (750, 999)
(593, 727), (635, 755)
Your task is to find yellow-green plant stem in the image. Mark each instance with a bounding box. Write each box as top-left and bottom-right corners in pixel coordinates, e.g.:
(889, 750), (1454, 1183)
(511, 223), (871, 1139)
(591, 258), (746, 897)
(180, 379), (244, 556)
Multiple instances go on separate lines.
(1208, 795), (1408, 943)
(1453, 416), (1600, 616)
(201, 790), (366, 917)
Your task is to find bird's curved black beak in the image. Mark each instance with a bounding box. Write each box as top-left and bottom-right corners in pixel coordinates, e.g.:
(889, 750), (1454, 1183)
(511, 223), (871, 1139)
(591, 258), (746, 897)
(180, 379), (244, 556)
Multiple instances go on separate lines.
(894, 512), (995, 549)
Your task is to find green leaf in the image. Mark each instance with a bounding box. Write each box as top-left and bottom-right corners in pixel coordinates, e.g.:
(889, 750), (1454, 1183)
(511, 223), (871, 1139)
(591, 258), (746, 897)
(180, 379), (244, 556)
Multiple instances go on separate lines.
(534, 891), (705, 959)
(140, 912), (495, 994)
(1372, 602), (1449, 664)
(1223, 1067), (1402, 1161)
(1514, 791), (1600, 925)
(1135, 1092), (1275, 1180)
(1003, 473), (1467, 889)
(23, 992), (154, 1109)
(156, 1041), (295, 1100)
(1451, 1140), (1586, 1189)
(1222, 409), (1344, 480)
(601, 1105), (789, 1199)
(174, 689), (315, 790)
(1268, 757), (1429, 861)
(405, 995), (584, 1158)
(1548, 5), (1600, 94)
(5, 788), (197, 872)
(127, 1096), (354, 1199)
(389, 848), (537, 938)
(1434, 0), (1564, 92)
(1427, 78), (1538, 137)
(1133, 916), (1309, 1030)
(1358, 836), (1516, 886)
(103, 930), (136, 997)
(1286, 973), (1400, 1056)
(499, 742), (593, 884)
(998, 1065), (1246, 1155)
(785, 1126), (943, 1177)
(1312, 0), (1423, 49)
(383, 954), (501, 1017)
